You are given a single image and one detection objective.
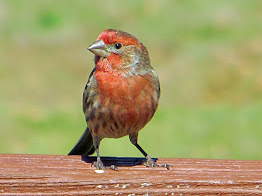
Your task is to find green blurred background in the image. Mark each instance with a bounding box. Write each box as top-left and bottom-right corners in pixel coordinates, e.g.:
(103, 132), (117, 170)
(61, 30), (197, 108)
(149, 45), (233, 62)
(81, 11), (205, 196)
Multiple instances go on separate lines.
(1, 0), (262, 160)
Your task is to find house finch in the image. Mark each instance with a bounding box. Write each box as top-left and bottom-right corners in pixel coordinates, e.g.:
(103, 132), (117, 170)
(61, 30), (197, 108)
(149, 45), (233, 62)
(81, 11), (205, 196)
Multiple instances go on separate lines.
(69, 29), (168, 170)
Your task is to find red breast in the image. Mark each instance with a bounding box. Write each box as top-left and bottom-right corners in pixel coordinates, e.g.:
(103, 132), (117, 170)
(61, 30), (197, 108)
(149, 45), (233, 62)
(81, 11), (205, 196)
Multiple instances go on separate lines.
(93, 70), (158, 130)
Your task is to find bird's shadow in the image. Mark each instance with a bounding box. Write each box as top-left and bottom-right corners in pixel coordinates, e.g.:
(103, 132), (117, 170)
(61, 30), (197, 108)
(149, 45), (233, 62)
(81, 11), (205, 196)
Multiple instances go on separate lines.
(81, 156), (158, 167)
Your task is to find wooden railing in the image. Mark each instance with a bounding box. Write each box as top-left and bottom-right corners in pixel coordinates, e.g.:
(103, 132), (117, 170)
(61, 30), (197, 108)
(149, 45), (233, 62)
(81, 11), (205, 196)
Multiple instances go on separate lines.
(0, 154), (261, 195)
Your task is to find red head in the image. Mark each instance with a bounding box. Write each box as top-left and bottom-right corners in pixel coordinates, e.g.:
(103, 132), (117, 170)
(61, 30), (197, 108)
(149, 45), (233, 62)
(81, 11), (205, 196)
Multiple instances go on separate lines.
(97, 29), (140, 47)
(88, 29), (150, 74)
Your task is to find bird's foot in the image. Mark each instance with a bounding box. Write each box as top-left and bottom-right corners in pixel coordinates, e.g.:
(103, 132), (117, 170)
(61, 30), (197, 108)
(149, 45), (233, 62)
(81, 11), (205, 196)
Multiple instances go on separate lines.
(92, 159), (119, 171)
(143, 155), (172, 170)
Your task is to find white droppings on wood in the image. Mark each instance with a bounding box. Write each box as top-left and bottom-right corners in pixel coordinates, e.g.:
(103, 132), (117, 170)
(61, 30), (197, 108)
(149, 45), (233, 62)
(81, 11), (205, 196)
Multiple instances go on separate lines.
(96, 185), (103, 189)
(122, 184), (130, 189)
(228, 180), (234, 184)
(95, 169), (104, 174)
(141, 182), (152, 188)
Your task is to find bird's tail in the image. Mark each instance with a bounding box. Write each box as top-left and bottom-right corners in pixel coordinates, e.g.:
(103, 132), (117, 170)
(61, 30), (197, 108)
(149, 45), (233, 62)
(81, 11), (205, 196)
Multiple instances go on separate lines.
(68, 127), (95, 156)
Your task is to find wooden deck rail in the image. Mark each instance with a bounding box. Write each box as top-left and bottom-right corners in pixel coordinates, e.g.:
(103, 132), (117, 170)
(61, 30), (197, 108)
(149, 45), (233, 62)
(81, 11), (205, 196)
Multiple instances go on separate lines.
(0, 154), (261, 195)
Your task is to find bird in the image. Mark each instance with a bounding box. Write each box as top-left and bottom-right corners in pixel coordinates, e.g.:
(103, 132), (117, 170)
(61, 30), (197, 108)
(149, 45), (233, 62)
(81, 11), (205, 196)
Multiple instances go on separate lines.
(68, 29), (168, 170)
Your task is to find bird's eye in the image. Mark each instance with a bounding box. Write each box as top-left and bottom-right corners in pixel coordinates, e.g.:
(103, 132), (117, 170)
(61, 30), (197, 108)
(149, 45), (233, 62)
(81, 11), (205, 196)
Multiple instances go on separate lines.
(114, 43), (122, 49)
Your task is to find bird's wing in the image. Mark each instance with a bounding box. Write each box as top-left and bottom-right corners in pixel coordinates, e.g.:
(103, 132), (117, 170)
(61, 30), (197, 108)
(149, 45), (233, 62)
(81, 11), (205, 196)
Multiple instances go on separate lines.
(68, 68), (96, 156)
(82, 68), (96, 114)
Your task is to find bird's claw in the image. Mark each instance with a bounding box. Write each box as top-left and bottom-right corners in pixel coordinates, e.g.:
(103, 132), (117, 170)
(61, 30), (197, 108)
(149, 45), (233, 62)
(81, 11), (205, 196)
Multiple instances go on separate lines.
(156, 163), (173, 170)
(92, 160), (119, 171)
(109, 165), (119, 171)
(143, 156), (172, 170)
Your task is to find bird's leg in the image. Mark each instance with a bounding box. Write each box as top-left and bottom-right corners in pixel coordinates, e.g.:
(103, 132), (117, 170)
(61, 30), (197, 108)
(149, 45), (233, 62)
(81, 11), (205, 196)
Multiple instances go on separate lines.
(129, 134), (172, 170)
(133, 142), (155, 167)
(92, 146), (105, 170)
(92, 136), (118, 170)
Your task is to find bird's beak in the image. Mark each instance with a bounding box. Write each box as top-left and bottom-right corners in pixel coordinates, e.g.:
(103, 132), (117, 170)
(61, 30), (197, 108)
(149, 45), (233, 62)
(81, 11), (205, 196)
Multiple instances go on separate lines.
(88, 40), (109, 57)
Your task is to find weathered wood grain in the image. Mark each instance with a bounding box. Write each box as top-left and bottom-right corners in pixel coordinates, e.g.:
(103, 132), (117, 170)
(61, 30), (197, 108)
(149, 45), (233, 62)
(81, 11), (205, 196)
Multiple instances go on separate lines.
(0, 154), (261, 195)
